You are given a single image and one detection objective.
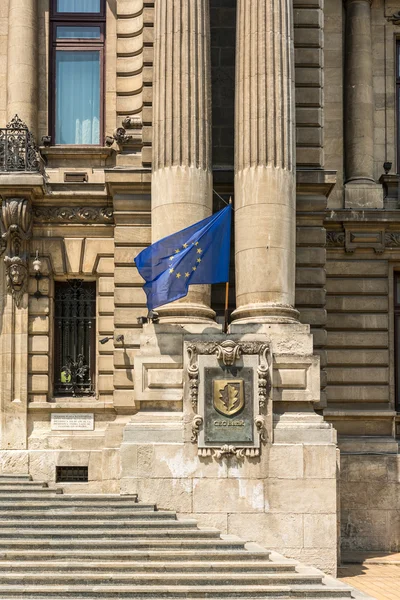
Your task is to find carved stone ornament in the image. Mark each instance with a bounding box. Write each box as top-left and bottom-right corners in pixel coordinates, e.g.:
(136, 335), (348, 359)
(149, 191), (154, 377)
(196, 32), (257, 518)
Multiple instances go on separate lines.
(33, 206), (114, 224)
(0, 198), (33, 307)
(326, 231), (345, 248)
(385, 232), (400, 248)
(187, 340), (271, 459)
(387, 11), (400, 25)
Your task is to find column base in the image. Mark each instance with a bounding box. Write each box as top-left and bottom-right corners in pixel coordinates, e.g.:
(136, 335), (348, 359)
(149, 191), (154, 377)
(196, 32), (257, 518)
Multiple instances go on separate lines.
(231, 303), (299, 324)
(156, 302), (217, 324)
(344, 181), (383, 209)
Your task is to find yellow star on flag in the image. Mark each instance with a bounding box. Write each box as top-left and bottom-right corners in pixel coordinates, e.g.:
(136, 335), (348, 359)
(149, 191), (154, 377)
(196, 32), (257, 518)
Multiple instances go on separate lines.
(176, 273), (181, 279)
(185, 272), (190, 278)
(197, 248), (202, 254)
(192, 266), (197, 271)
(169, 268), (174, 273)
(197, 258), (202, 263)
(183, 243), (188, 248)
(169, 256), (174, 261)
(175, 249), (180, 254)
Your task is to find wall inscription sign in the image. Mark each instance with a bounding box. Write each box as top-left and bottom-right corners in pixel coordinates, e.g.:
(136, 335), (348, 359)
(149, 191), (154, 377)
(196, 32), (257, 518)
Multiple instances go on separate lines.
(51, 413), (94, 431)
(186, 339), (272, 459)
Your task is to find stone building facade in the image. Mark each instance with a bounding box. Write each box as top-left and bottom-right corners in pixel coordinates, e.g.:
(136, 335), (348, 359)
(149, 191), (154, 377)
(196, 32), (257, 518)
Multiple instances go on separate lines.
(0, 0), (399, 577)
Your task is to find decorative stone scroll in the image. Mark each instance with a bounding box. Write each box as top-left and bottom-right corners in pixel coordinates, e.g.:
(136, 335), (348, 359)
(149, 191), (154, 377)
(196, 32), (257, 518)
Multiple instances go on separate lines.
(186, 340), (272, 459)
(0, 198), (33, 307)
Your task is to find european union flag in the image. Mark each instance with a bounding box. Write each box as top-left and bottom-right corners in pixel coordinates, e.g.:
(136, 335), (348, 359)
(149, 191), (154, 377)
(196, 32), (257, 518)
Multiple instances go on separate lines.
(135, 205), (232, 311)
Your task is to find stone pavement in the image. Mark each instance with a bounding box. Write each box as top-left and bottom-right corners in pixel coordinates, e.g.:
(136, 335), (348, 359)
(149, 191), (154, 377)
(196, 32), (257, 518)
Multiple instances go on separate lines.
(338, 553), (400, 600)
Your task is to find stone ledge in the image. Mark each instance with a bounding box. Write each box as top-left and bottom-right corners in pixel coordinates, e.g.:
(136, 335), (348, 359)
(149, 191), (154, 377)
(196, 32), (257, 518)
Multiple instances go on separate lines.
(28, 401), (116, 413)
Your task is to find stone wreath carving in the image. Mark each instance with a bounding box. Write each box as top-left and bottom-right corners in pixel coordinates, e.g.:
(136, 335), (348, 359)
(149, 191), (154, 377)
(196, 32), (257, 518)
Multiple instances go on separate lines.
(34, 206), (113, 224)
(187, 340), (271, 459)
(0, 198), (33, 307)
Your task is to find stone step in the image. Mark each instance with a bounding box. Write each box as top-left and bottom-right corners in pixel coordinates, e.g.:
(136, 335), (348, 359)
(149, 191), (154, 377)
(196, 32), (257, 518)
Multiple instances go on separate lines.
(0, 528), (221, 540)
(0, 510), (175, 520)
(0, 550), (271, 562)
(0, 584), (354, 598)
(0, 501), (150, 511)
(0, 538), (247, 550)
(0, 573), (325, 586)
(0, 496), (141, 504)
(0, 519), (195, 529)
(0, 484), (51, 490)
(0, 560), (292, 573)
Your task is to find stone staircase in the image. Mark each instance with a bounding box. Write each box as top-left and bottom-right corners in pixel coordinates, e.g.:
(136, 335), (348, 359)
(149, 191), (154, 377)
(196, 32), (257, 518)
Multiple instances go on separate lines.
(0, 475), (373, 599)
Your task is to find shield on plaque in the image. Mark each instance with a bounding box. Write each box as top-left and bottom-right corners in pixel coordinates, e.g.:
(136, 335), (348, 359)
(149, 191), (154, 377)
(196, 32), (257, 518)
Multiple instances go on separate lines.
(213, 379), (244, 416)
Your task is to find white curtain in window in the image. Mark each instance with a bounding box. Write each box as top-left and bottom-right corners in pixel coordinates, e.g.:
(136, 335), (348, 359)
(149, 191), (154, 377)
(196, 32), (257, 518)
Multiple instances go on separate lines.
(56, 51), (100, 145)
(57, 0), (100, 12)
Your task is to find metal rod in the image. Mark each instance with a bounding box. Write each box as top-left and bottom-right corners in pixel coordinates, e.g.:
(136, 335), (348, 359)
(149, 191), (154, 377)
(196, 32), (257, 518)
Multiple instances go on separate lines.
(223, 197), (233, 333)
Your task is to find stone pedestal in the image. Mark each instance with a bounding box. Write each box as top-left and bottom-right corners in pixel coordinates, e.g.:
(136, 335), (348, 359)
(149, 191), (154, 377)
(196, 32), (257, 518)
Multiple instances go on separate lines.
(344, 0), (383, 209)
(7, 0), (38, 136)
(232, 0), (298, 323)
(121, 322), (338, 574)
(151, 0), (214, 323)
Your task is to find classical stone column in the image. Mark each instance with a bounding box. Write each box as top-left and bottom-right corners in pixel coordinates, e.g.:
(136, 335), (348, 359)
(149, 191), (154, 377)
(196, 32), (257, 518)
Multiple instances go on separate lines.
(151, 0), (215, 322)
(344, 0), (382, 208)
(7, 0), (38, 135)
(232, 0), (298, 323)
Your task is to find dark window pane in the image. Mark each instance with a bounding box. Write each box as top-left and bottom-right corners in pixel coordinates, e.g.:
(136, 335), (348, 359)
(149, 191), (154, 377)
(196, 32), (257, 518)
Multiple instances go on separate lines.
(57, 26), (101, 39)
(54, 280), (96, 397)
(55, 50), (100, 144)
(57, 0), (101, 12)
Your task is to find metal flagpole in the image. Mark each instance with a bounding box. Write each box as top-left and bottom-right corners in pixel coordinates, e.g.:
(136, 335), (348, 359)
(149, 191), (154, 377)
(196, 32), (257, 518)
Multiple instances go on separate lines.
(224, 197), (233, 333)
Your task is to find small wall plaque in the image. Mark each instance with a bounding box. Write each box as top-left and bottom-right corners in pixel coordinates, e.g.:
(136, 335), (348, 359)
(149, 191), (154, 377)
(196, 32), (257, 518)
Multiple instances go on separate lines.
(51, 413), (94, 431)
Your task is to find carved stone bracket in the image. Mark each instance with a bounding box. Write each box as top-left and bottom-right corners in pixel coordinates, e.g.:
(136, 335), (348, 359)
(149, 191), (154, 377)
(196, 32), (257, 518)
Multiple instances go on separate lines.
(106, 117), (142, 148)
(387, 11), (400, 25)
(186, 339), (271, 459)
(0, 198), (33, 307)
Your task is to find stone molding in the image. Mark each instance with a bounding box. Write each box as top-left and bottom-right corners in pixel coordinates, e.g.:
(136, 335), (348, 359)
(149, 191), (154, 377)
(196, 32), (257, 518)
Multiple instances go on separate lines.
(327, 228), (400, 252)
(33, 206), (114, 224)
(0, 197), (33, 307)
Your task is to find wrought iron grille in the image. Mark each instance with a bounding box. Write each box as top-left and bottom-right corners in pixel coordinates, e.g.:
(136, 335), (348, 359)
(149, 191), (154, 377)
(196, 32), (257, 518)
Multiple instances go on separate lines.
(54, 280), (96, 397)
(0, 115), (40, 172)
(56, 466), (88, 483)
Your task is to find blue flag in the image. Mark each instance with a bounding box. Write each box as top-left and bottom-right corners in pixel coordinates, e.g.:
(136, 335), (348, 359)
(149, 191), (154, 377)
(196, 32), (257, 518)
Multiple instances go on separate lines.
(135, 205), (232, 311)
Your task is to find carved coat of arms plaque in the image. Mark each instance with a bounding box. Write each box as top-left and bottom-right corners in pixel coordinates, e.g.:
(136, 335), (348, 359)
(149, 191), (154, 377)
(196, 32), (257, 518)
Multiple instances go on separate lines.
(186, 339), (272, 459)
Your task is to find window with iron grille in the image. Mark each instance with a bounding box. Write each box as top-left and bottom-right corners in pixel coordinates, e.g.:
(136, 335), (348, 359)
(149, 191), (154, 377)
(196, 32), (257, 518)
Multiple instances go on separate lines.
(54, 280), (96, 397)
(56, 466), (88, 483)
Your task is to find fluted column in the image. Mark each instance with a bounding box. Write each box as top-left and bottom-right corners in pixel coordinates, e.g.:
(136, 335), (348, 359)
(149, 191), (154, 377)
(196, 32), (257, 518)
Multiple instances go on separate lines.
(7, 0), (38, 135)
(344, 0), (373, 184)
(232, 0), (298, 323)
(344, 0), (382, 208)
(151, 0), (214, 322)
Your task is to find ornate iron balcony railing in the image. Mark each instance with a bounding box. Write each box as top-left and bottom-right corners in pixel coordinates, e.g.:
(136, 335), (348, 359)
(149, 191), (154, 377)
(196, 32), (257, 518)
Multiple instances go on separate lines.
(0, 115), (40, 172)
